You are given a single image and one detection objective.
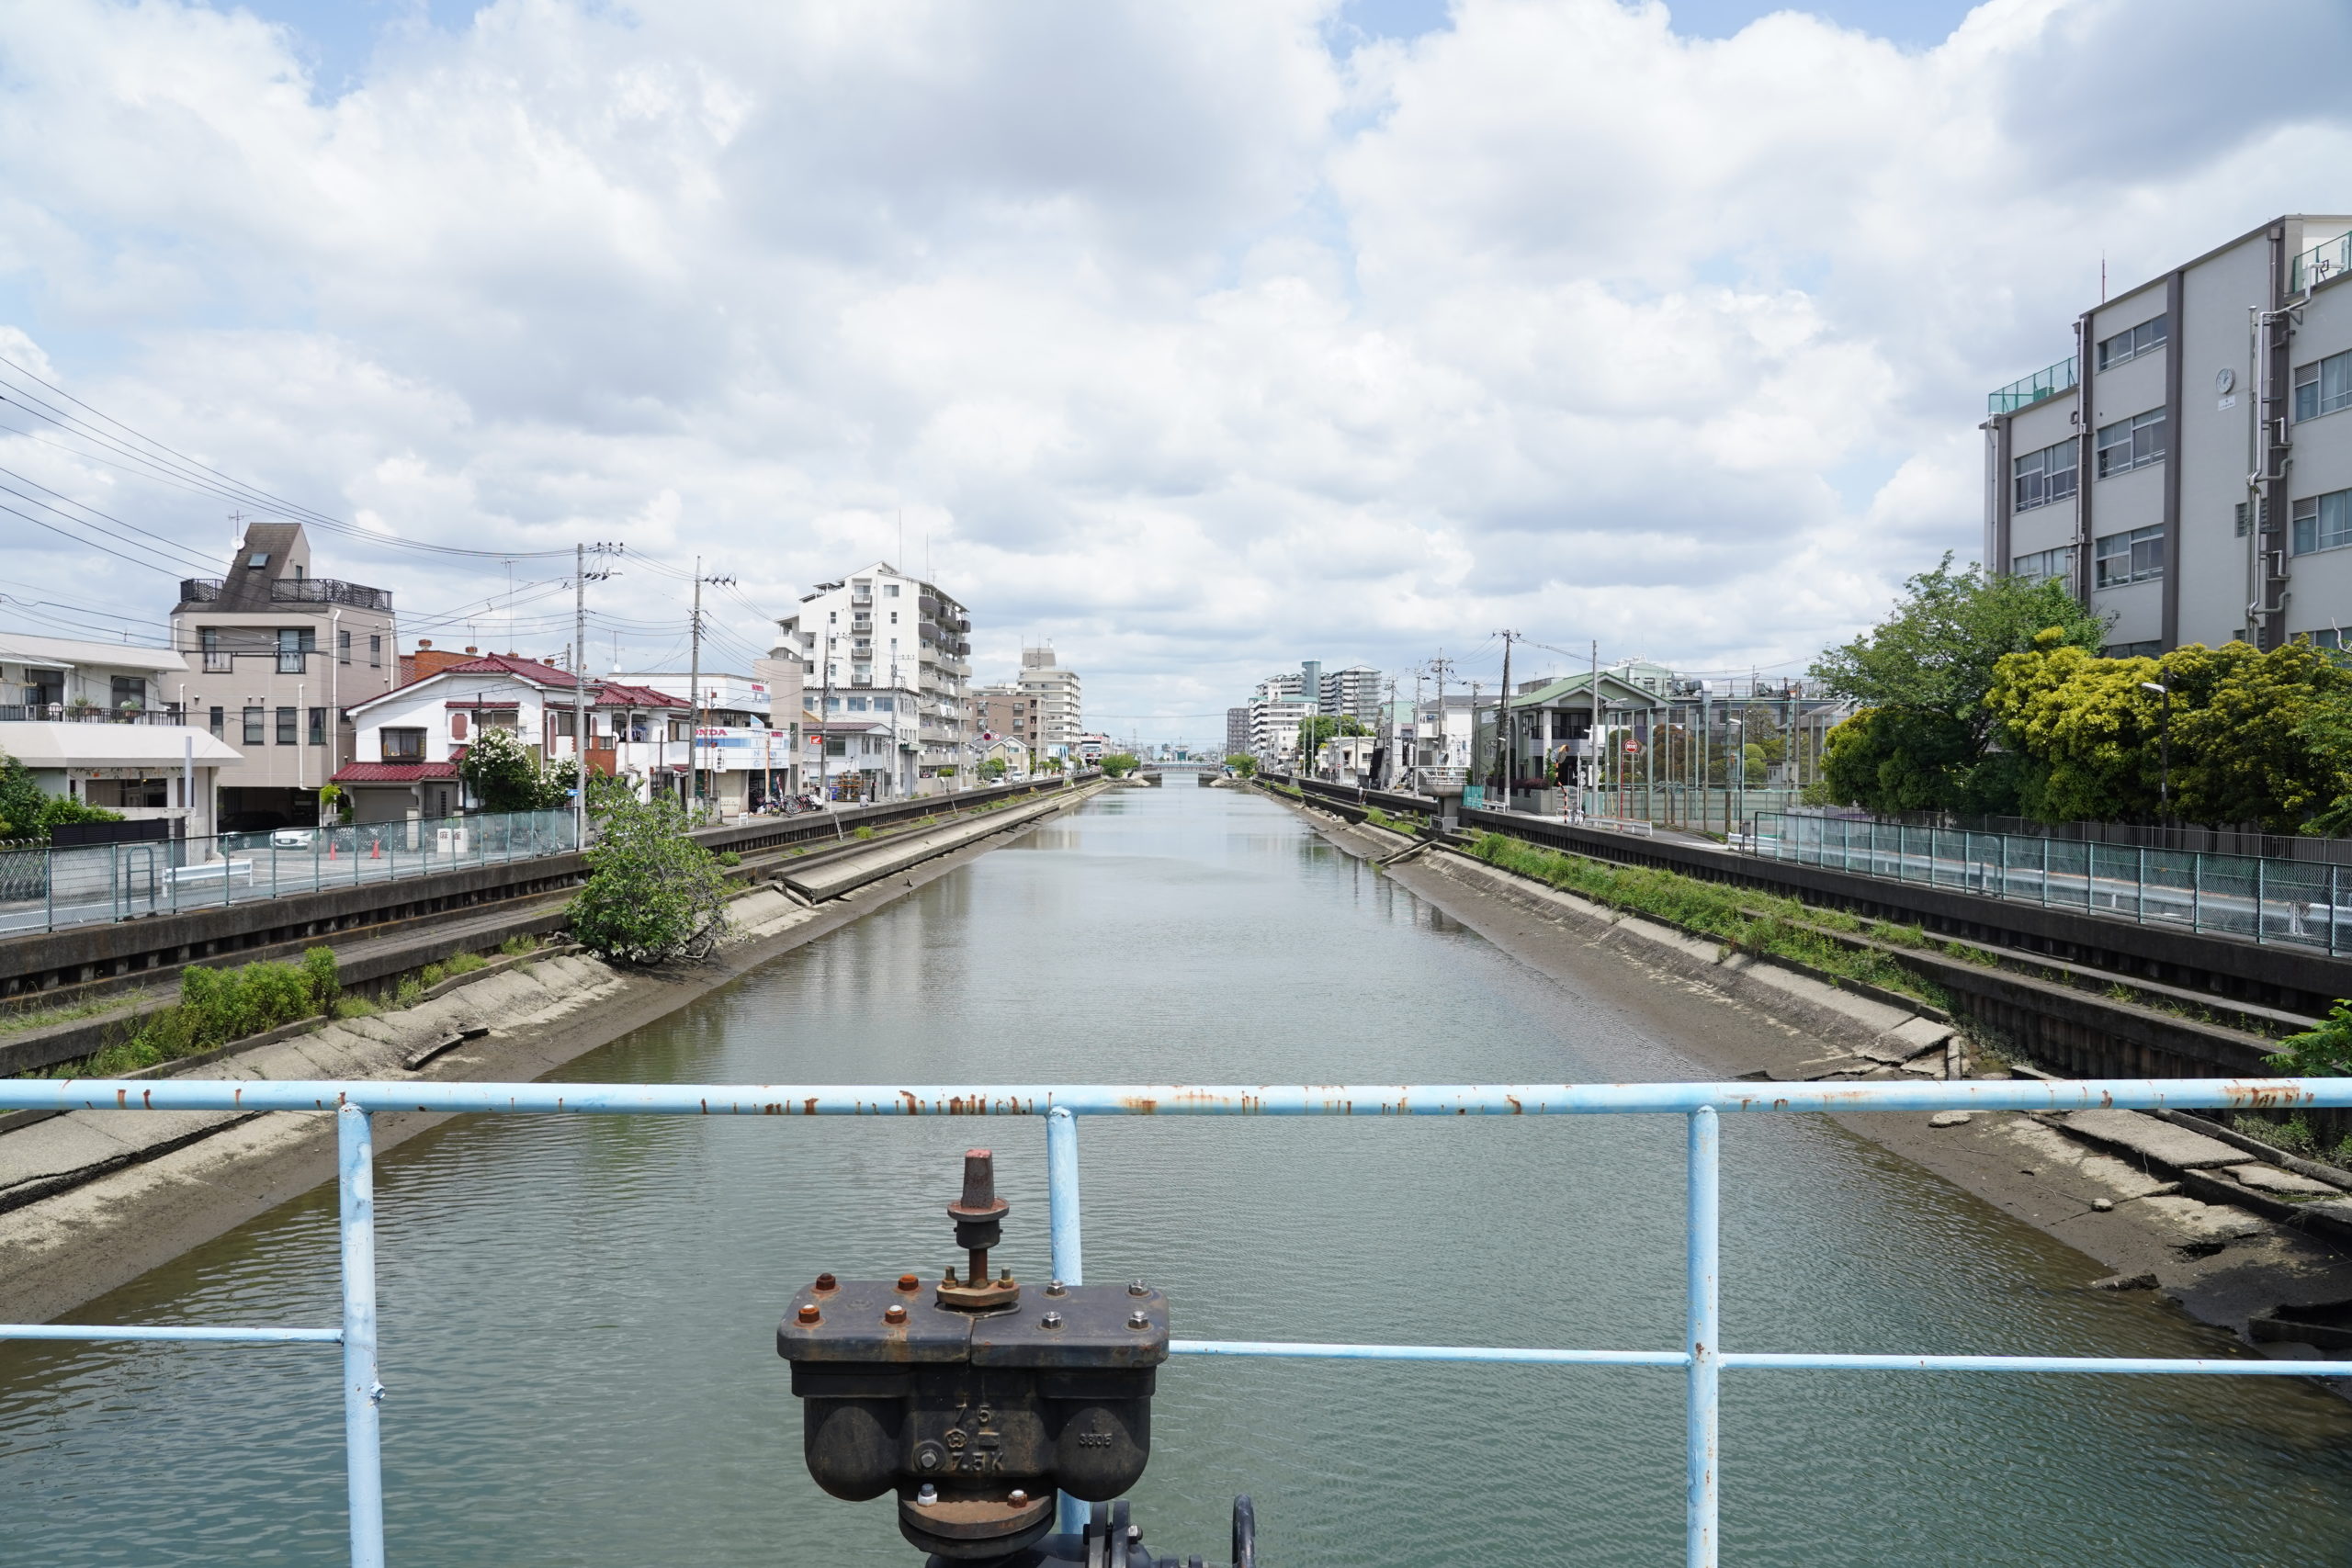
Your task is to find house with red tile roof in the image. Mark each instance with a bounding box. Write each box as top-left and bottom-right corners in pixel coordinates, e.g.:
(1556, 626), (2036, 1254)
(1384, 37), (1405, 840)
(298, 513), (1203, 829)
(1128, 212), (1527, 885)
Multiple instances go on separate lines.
(332, 655), (692, 823)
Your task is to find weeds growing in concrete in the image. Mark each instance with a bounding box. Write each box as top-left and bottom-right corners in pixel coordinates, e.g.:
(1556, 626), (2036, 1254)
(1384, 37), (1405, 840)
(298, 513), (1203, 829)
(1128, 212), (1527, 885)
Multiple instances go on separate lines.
(1464, 833), (1953, 1009)
(32, 948), (341, 1079)
(499, 934), (539, 958)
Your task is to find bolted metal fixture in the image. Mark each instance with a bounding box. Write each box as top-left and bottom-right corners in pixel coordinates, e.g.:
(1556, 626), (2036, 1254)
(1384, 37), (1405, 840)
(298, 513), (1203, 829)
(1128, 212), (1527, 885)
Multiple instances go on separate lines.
(778, 1152), (1258, 1565)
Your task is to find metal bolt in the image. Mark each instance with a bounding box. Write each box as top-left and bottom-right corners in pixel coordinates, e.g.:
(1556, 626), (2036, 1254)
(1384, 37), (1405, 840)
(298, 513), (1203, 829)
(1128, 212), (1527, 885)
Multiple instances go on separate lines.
(1127, 1309), (1149, 1329)
(813, 1272), (838, 1292)
(1129, 1279), (1148, 1296)
(998, 1267), (1013, 1284)
(897, 1273), (920, 1292)
(915, 1483), (939, 1506)
(797, 1303), (821, 1325)
(1127, 1525), (1142, 1541)
(1009, 1489), (1029, 1506)
(884, 1303), (908, 1324)
(944, 1266), (960, 1286)
(1045, 1279), (1067, 1297)
(1041, 1311), (1065, 1329)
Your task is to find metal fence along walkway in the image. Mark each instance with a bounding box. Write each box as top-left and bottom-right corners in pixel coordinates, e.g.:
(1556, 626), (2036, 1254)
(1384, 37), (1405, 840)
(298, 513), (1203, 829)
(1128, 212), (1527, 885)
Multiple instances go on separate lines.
(1756, 810), (2352, 954)
(0, 808), (577, 937)
(4, 1075), (2350, 1567)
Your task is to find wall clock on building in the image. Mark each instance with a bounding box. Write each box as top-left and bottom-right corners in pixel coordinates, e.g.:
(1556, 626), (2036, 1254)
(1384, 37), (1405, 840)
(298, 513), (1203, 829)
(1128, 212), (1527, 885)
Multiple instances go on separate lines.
(2216, 368), (2236, 394)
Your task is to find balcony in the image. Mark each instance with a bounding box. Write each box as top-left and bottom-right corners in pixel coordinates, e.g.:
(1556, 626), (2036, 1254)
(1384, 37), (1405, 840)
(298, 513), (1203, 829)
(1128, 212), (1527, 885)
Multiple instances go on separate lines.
(1988, 355), (2077, 416)
(0, 705), (189, 725)
(179, 579), (223, 604)
(272, 579), (393, 612)
(2293, 230), (2352, 295)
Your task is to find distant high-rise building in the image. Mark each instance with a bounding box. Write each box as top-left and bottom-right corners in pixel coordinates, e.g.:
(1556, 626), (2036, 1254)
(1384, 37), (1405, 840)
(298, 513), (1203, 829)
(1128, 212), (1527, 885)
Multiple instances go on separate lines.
(1018, 644), (1082, 760)
(775, 559), (970, 796)
(1226, 706), (1250, 757)
(1320, 664), (1383, 725)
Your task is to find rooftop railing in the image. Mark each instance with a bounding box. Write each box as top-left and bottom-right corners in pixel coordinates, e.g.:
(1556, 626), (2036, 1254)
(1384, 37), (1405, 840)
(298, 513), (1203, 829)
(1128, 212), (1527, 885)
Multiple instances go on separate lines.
(4, 1075), (2347, 1568)
(2293, 231), (2352, 295)
(1988, 355), (2078, 415)
(271, 579), (394, 612)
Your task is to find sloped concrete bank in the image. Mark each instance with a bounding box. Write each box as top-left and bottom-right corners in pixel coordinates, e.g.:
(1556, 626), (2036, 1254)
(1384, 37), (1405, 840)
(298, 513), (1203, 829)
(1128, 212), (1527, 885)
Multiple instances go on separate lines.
(1272, 791), (2352, 1367)
(0, 783), (1105, 1324)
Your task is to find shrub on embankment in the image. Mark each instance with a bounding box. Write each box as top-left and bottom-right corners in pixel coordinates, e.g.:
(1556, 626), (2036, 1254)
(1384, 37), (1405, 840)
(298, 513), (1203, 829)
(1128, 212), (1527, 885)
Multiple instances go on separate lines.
(567, 789), (731, 965)
(1463, 832), (1963, 1008)
(39, 949), (342, 1078)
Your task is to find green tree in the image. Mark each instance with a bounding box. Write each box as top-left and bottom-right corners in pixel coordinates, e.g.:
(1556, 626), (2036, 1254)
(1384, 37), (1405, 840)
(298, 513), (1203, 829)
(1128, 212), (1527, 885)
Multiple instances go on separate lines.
(1099, 752), (1142, 777)
(1984, 637), (2352, 829)
(1298, 715), (1369, 753)
(1224, 753), (1258, 778)
(1810, 556), (2104, 813)
(567, 790), (732, 964)
(979, 757), (1008, 781)
(0, 752), (123, 840)
(458, 726), (568, 813)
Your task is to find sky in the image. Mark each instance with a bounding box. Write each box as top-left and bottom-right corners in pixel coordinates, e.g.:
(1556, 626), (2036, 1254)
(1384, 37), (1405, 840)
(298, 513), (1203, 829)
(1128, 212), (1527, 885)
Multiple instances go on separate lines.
(0, 0), (2346, 748)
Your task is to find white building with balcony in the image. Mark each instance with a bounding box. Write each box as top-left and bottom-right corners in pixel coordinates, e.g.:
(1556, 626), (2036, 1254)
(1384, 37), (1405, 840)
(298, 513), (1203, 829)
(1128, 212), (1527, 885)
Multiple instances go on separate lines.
(0, 633), (236, 839)
(775, 561), (972, 796)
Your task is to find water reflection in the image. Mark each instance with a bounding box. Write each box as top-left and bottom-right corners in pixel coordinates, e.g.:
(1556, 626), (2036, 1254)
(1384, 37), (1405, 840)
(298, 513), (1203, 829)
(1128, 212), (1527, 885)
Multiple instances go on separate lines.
(2, 786), (2349, 1567)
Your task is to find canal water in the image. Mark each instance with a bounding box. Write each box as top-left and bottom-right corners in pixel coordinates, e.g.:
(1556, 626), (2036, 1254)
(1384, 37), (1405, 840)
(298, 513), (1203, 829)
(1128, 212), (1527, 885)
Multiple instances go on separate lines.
(3, 785), (2350, 1566)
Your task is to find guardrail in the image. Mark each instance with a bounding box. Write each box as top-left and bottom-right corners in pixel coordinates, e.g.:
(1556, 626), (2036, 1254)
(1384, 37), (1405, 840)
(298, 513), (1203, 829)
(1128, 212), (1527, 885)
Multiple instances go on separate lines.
(1757, 810), (2350, 955)
(0, 809), (576, 937)
(6, 1074), (2348, 1567)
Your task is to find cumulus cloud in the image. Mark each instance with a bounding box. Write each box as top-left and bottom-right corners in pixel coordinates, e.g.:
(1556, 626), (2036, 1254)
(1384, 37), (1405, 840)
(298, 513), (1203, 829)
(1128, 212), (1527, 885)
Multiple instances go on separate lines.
(0, 0), (2346, 733)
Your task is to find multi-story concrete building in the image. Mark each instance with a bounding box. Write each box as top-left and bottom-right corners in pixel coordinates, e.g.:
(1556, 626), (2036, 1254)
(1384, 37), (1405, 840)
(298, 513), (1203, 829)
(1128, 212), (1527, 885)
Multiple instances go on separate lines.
(1320, 663), (1384, 725)
(1226, 706), (1250, 759)
(1984, 213), (2352, 652)
(775, 561), (972, 796)
(973, 683), (1034, 755)
(0, 633), (236, 838)
(170, 523), (398, 828)
(1016, 645), (1081, 763)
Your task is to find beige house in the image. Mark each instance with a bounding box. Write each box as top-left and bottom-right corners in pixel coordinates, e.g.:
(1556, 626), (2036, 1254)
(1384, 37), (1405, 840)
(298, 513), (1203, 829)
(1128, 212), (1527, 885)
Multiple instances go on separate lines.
(168, 523), (398, 829)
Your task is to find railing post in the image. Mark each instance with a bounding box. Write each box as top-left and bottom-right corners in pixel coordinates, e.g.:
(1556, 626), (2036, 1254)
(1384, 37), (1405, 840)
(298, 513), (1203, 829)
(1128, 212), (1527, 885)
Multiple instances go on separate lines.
(1686, 1105), (1719, 1568)
(2256, 858), (2267, 945)
(336, 1103), (386, 1568)
(2192, 855), (2204, 933)
(2334, 863), (2343, 958)
(1045, 1106), (1087, 1540)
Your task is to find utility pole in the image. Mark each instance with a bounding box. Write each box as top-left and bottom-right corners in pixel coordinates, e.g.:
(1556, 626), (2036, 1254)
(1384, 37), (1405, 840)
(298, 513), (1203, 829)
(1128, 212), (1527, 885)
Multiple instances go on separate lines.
(571, 544), (612, 846)
(1495, 630), (1518, 812)
(1587, 639), (1600, 822)
(685, 558), (737, 822)
(1427, 652), (1455, 777)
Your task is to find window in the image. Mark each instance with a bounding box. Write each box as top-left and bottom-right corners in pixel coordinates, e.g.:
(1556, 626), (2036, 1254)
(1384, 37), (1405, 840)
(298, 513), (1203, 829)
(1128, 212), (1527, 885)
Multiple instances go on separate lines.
(824, 695), (841, 711)
(200, 626), (229, 672)
(2104, 639), (2163, 659)
(2094, 525), (2165, 587)
(847, 696), (868, 711)
(873, 697), (893, 712)
(2096, 314), (2166, 369)
(2011, 440), (2078, 512)
(2294, 489), (2352, 555)
(309, 706), (326, 746)
(276, 627), (314, 674)
(209, 705), (225, 739)
(885, 584), (899, 597)
(338, 629), (351, 665)
(2295, 348), (2352, 422)
(2236, 502), (2251, 536)
(276, 705), (298, 745)
(245, 551), (270, 569)
(108, 675), (145, 712)
(2305, 629), (2348, 651)
(2010, 546), (2075, 585)
(243, 706), (265, 746)
(368, 634), (381, 669)
(2095, 409), (2165, 477)
(380, 728), (425, 761)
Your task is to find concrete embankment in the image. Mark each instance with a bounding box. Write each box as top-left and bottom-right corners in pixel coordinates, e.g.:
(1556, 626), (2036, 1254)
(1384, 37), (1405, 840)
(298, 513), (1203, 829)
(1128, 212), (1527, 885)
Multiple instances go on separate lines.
(0, 781), (1105, 1323)
(1265, 788), (2352, 1364)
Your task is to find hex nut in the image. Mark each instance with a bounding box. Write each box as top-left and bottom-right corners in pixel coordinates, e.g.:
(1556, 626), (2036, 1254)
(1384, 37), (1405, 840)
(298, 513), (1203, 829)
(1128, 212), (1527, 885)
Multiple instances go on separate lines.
(1127, 1310), (1149, 1329)
(1041, 1311), (1065, 1329)
(1045, 1279), (1068, 1297)
(814, 1272), (838, 1292)
(916, 1483), (939, 1506)
(897, 1273), (921, 1292)
(1129, 1279), (1148, 1296)
(885, 1303), (908, 1324)
(797, 1303), (821, 1325)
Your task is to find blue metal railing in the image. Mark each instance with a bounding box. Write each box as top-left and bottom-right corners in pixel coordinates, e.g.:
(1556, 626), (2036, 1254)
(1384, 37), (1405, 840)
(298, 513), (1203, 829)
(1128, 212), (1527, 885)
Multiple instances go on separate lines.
(6, 1076), (2352, 1567)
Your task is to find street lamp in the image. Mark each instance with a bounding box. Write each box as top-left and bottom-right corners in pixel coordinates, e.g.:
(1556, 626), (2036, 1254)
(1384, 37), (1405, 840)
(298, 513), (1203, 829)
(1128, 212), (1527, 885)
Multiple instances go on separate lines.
(2140, 681), (2171, 820)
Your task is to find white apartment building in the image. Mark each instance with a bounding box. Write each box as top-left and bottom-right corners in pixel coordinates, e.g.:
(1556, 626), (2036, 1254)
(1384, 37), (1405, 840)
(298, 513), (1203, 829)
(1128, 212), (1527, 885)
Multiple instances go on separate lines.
(0, 633), (236, 838)
(776, 561), (972, 796)
(1985, 213), (2352, 652)
(1321, 663), (1385, 725)
(169, 522), (399, 829)
(1017, 645), (1081, 761)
